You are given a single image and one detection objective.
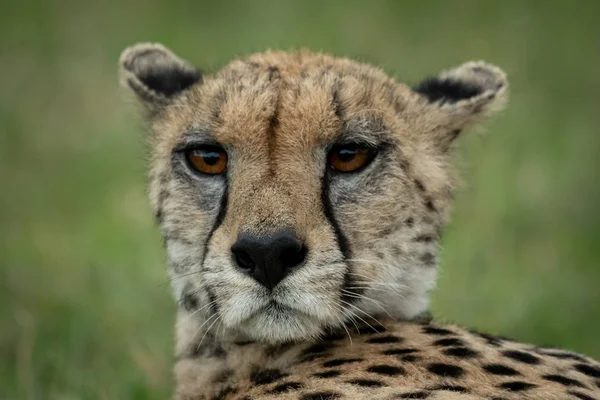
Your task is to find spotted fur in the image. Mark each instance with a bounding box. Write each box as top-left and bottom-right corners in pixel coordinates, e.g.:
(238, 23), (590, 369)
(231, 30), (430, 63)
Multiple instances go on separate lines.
(118, 43), (599, 399)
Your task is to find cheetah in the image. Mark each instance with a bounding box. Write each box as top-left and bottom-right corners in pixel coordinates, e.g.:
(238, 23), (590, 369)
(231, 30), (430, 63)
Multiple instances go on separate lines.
(118, 43), (600, 400)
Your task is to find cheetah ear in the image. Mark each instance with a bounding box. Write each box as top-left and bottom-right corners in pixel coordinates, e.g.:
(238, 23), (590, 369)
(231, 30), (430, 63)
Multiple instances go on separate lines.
(414, 61), (508, 151)
(119, 43), (202, 117)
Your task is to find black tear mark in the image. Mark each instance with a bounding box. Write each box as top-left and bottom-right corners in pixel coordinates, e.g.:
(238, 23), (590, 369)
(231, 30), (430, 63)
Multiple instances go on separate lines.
(426, 363), (465, 378)
(250, 368), (288, 385)
(443, 347), (480, 359)
(498, 381), (537, 392)
(367, 364), (405, 376)
(501, 350), (542, 365)
(366, 335), (402, 344)
(346, 379), (385, 388)
(405, 217), (414, 227)
(312, 370), (341, 379)
(300, 392), (342, 400)
(483, 364), (521, 376)
(574, 363), (600, 378)
(269, 381), (303, 394)
(433, 338), (465, 347)
(322, 358), (363, 368)
(542, 374), (584, 387)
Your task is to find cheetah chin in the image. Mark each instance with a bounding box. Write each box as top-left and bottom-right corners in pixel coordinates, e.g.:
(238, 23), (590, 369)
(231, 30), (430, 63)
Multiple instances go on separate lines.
(119, 44), (600, 400)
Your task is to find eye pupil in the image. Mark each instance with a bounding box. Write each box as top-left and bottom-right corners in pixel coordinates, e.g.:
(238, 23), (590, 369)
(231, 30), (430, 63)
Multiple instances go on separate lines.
(202, 151), (220, 165)
(337, 148), (356, 162)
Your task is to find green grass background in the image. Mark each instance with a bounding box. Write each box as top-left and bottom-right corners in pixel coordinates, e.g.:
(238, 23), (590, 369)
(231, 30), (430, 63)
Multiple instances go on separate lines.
(1, 0), (599, 398)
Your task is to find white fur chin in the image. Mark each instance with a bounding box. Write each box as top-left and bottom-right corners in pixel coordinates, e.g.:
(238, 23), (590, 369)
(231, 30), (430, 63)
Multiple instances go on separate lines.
(235, 306), (327, 343)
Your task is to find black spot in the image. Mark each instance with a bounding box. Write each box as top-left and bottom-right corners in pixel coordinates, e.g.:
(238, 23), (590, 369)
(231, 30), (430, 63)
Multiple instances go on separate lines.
(368, 365), (405, 376)
(323, 358), (362, 368)
(405, 217), (414, 227)
(250, 368), (287, 385)
(367, 335), (402, 344)
(414, 235), (435, 243)
(433, 338), (465, 347)
(396, 391), (430, 399)
(402, 355), (421, 362)
(429, 384), (467, 393)
(301, 392), (342, 400)
(426, 363), (465, 378)
(498, 381), (537, 391)
(269, 381), (303, 394)
(423, 326), (453, 336)
(181, 292), (199, 312)
(347, 379), (384, 388)
(567, 391), (597, 400)
(575, 363), (600, 378)
(233, 340), (254, 346)
(596, 380), (600, 388)
(539, 350), (587, 362)
(354, 323), (387, 335)
(303, 343), (332, 355)
(424, 199), (436, 212)
(443, 347), (480, 359)
(414, 76), (483, 104)
(542, 374), (584, 387)
(472, 331), (504, 346)
(501, 350), (541, 365)
(312, 370), (341, 379)
(419, 253), (436, 265)
(483, 364), (521, 376)
(384, 348), (418, 356)
(414, 179), (426, 192)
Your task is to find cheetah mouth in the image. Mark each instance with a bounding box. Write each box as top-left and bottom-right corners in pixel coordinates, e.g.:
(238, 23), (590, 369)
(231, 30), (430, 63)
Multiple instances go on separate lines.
(234, 299), (330, 342)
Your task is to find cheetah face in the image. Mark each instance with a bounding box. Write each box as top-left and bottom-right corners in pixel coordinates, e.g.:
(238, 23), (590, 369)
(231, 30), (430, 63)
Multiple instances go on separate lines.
(120, 44), (508, 343)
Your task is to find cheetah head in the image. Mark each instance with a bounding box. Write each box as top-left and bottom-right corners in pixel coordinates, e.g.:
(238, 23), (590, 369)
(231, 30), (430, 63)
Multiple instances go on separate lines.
(119, 44), (508, 343)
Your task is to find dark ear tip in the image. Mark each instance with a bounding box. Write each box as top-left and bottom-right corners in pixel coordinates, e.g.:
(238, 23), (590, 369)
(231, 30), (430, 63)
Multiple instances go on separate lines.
(414, 61), (508, 106)
(119, 43), (202, 107)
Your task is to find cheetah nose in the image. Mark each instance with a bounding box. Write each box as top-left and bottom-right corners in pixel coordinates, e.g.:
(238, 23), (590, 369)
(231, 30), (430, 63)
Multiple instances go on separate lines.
(231, 230), (307, 290)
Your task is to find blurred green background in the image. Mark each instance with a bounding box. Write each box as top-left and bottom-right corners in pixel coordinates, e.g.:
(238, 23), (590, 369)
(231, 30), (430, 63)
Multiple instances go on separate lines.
(1, 0), (599, 398)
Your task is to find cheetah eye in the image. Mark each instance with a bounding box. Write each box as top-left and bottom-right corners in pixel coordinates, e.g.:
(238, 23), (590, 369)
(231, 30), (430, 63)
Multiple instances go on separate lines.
(185, 146), (228, 175)
(328, 144), (376, 173)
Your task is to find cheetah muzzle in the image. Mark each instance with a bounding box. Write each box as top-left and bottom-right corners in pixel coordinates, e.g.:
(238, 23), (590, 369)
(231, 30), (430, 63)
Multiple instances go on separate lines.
(119, 43), (600, 400)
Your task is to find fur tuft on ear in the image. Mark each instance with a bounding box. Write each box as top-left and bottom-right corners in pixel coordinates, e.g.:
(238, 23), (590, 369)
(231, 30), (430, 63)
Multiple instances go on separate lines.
(119, 43), (202, 117)
(414, 61), (508, 151)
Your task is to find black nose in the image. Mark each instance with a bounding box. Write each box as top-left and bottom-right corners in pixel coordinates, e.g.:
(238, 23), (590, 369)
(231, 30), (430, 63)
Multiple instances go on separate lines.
(231, 230), (307, 290)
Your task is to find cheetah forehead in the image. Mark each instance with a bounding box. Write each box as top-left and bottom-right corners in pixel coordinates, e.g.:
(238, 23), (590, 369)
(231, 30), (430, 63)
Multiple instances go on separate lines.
(119, 44), (508, 157)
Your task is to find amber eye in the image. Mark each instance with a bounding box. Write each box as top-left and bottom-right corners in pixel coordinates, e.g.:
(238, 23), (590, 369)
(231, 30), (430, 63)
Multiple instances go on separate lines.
(185, 146), (228, 175)
(328, 145), (375, 172)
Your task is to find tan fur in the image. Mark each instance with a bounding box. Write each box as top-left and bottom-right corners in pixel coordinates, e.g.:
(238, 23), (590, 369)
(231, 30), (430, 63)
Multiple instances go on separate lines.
(118, 44), (600, 399)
